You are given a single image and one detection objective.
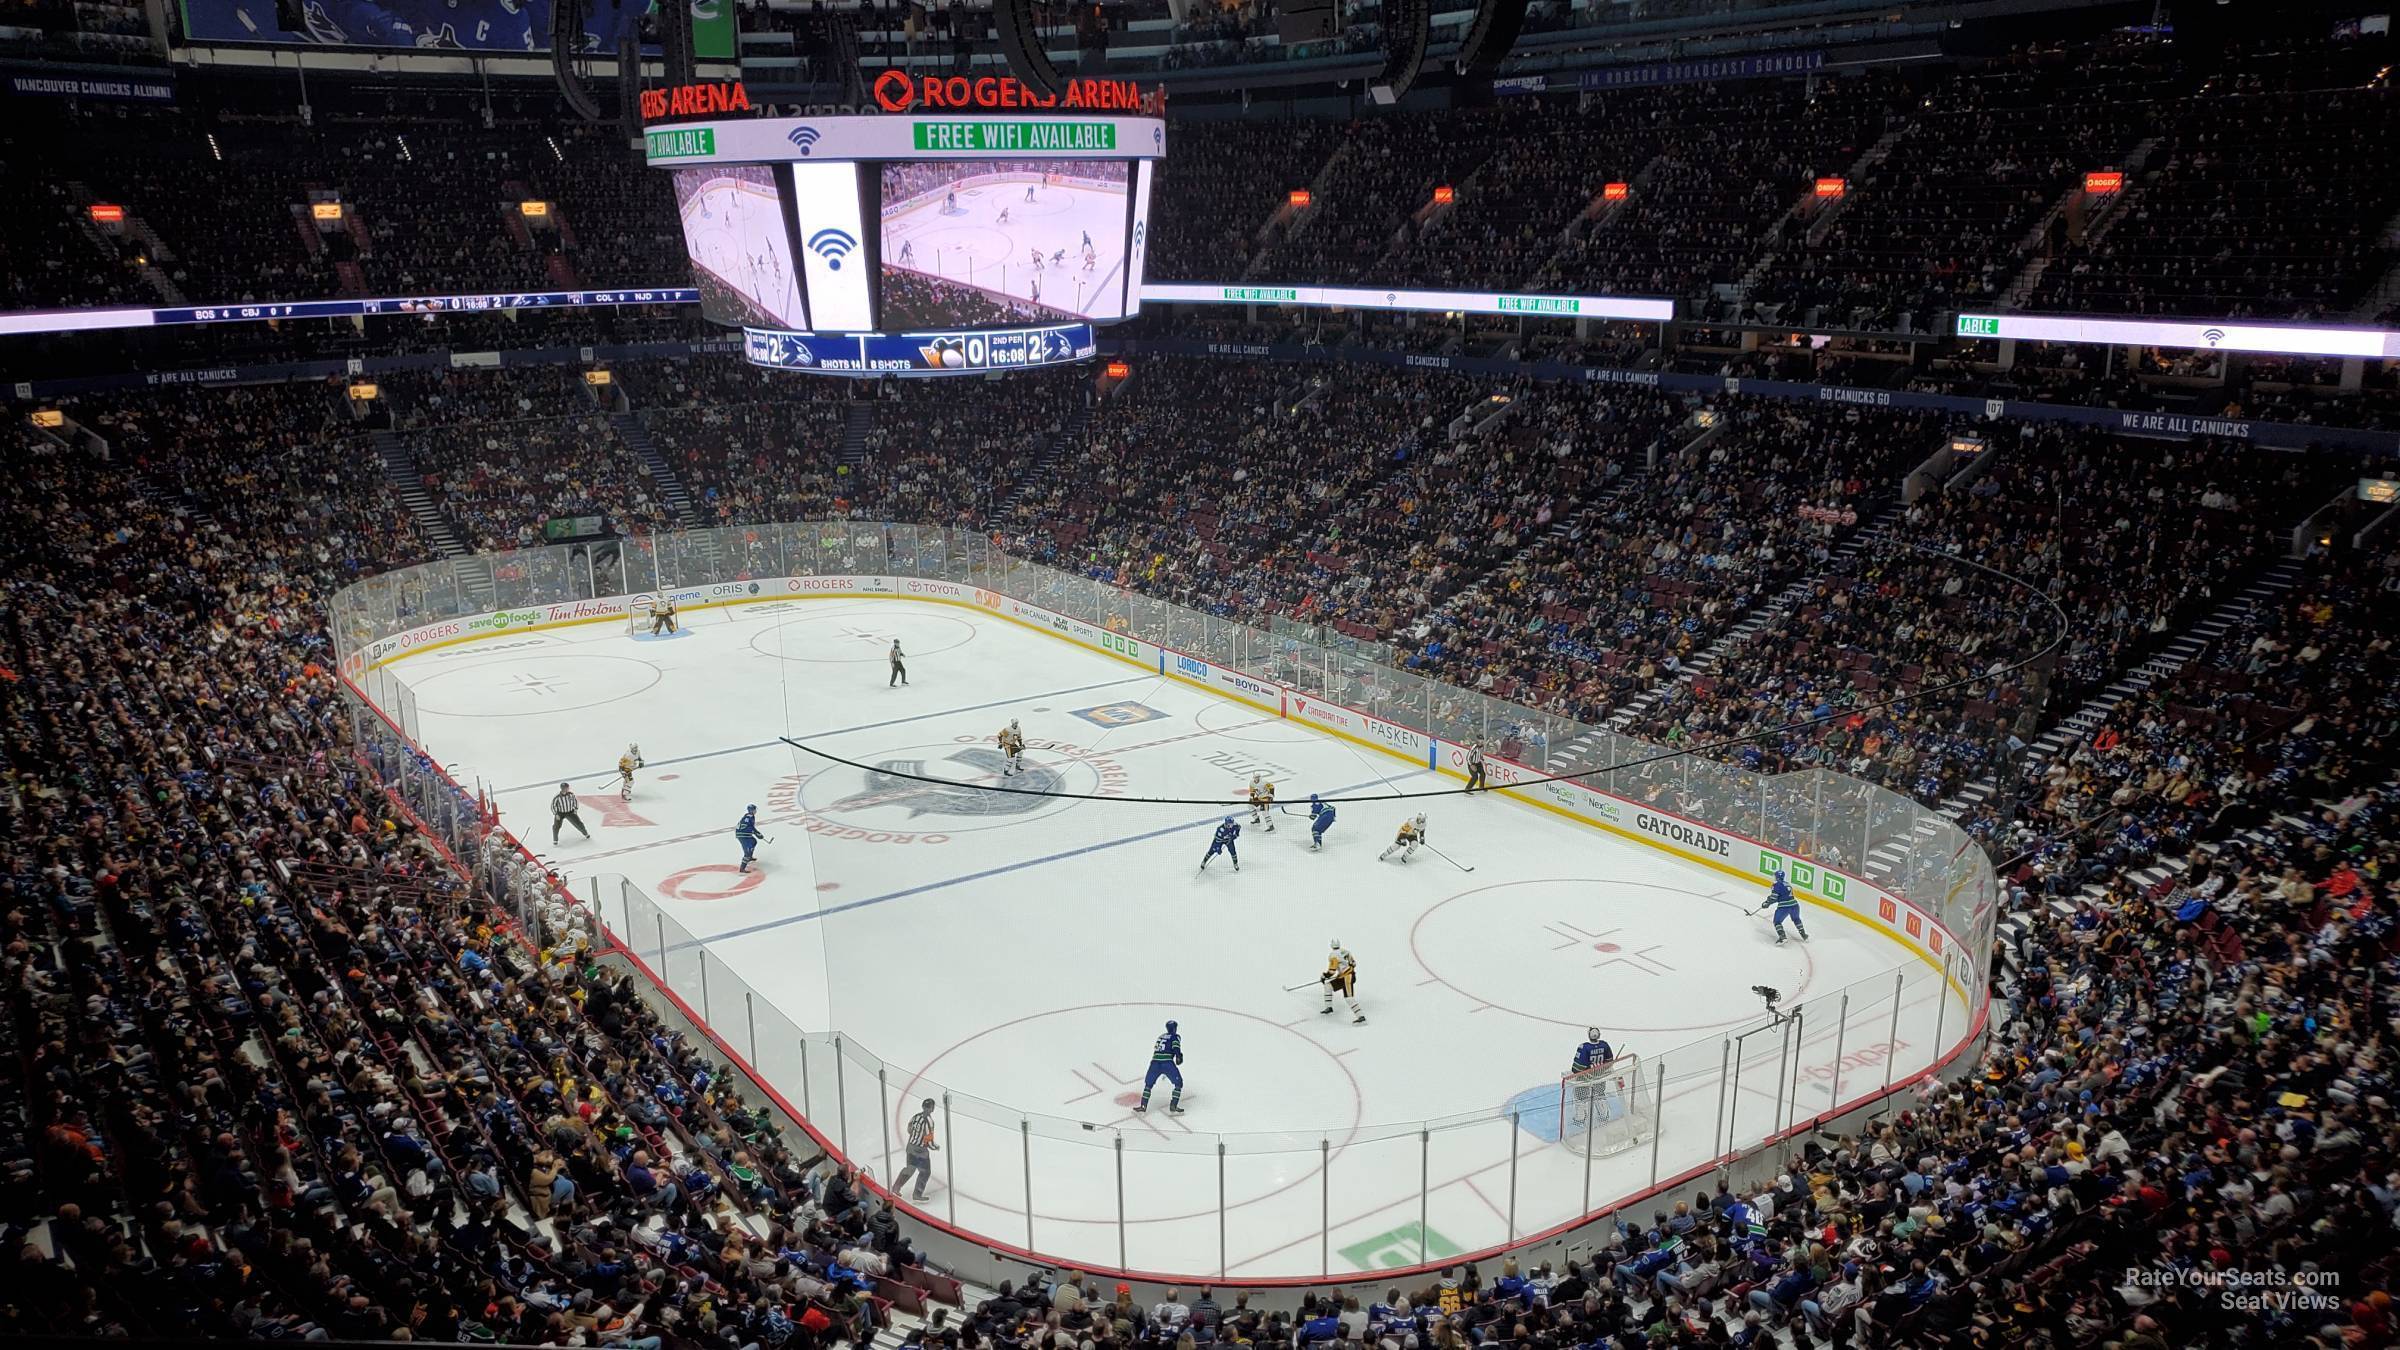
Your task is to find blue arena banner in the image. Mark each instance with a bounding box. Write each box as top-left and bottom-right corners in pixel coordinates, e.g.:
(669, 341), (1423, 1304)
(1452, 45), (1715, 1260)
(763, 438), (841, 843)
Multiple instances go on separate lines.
(1569, 50), (1826, 91)
(0, 287), (700, 336)
(743, 324), (1096, 377)
(6, 326), (2391, 455)
(177, 0), (737, 58)
(3, 65), (177, 103)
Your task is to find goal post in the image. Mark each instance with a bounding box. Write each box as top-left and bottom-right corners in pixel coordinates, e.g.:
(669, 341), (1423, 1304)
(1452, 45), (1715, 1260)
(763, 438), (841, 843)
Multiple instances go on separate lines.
(629, 594), (678, 638)
(1559, 1053), (1650, 1158)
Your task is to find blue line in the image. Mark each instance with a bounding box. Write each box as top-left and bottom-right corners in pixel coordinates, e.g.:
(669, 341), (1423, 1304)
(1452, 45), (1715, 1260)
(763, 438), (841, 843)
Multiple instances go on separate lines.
(499, 674), (1151, 793)
(664, 770), (1420, 955)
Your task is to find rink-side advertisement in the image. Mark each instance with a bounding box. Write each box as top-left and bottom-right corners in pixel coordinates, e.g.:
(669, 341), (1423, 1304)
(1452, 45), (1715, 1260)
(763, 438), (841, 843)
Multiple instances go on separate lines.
(348, 578), (1973, 990)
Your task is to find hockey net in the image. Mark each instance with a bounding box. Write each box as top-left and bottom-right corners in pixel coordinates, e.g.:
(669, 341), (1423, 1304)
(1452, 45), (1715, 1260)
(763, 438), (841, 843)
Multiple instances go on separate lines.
(1559, 1054), (1651, 1158)
(629, 594), (670, 637)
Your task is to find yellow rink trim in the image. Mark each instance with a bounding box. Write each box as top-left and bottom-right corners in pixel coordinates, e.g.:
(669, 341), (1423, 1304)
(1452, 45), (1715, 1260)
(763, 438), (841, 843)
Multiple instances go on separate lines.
(367, 588), (1973, 1008)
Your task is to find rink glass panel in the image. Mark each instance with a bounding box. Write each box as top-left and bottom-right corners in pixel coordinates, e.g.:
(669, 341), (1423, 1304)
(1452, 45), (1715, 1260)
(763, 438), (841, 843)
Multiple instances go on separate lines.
(329, 521), (2002, 1280)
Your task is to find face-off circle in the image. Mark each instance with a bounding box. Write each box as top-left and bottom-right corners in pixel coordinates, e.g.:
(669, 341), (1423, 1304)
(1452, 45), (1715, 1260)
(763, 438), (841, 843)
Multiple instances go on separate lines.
(1410, 877), (1816, 1034)
(748, 607), (980, 664)
(898, 1002), (1364, 1224)
(410, 653), (663, 717)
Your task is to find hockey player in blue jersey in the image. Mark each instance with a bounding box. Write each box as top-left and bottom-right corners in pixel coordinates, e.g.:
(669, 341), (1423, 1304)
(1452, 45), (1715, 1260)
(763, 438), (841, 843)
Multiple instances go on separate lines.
(1566, 1027), (1624, 1138)
(1307, 794), (1336, 850)
(1757, 870), (1809, 943)
(734, 805), (769, 873)
(1198, 816), (1241, 873)
(1574, 1028), (1616, 1073)
(1136, 1019), (1184, 1113)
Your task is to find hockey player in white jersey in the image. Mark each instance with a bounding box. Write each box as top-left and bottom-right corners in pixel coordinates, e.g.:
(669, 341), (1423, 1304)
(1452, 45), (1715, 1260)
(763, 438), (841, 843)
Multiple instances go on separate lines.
(1246, 774), (1276, 831)
(1378, 814), (1427, 862)
(997, 719), (1026, 776)
(1321, 940), (1364, 1024)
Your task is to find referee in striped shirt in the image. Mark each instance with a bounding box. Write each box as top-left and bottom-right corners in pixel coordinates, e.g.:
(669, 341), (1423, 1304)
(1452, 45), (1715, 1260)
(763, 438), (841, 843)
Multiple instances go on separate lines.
(895, 1097), (938, 1201)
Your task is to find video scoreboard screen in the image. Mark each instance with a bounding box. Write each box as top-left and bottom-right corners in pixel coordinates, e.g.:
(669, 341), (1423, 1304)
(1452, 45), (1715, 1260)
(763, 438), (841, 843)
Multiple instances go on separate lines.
(647, 108), (1164, 378)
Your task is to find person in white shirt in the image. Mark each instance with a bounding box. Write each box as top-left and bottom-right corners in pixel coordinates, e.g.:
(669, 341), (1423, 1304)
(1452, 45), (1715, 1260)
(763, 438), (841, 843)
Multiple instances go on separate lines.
(1151, 1290), (1191, 1332)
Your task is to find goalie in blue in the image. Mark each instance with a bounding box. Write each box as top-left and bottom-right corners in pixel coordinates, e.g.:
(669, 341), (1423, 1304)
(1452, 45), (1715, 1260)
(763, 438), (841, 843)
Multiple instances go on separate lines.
(1573, 1029), (1616, 1072)
(1198, 815), (1241, 873)
(1757, 870), (1809, 943)
(1137, 1020), (1184, 1113)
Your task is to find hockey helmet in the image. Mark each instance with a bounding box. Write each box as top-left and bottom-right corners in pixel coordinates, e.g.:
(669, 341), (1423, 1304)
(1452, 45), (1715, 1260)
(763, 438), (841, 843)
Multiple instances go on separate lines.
(1330, 938), (1341, 950)
(1165, 1019), (1178, 1032)
(1589, 1026), (1603, 1041)
(1310, 793), (1322, 804)
(1415, 813), (1427, 827)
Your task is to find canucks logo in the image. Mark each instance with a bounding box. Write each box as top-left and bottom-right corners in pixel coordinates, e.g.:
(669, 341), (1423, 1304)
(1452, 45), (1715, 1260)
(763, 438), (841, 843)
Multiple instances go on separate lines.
(834, 749), (1058, 818)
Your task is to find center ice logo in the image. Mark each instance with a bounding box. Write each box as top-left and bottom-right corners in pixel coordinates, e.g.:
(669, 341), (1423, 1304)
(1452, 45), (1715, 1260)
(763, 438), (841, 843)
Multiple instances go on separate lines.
(785, 736), (1130, 841)
(833, 747), (1060, 818)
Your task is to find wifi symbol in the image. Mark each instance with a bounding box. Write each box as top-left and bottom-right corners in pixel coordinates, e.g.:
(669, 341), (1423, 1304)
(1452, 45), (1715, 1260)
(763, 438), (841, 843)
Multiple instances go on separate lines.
(787, 126), (821, 156)
(2201, 327), (2226, 346)
(808, 227), (858, 270)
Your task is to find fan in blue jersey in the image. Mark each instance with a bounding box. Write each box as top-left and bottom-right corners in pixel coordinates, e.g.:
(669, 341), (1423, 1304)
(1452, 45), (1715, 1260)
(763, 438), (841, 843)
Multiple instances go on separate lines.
(1308, 794), (1336, 851)
(1756, 869), (1809, 943)
(1136, 1019), (1184, 1113)
(1199, 816), (1241, 873)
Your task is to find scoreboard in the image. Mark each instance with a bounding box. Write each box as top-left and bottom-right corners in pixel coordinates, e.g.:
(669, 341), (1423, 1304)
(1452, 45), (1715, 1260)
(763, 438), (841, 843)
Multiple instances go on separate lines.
(742, 324), (1095, 377)
(647, 110), (1165, 379)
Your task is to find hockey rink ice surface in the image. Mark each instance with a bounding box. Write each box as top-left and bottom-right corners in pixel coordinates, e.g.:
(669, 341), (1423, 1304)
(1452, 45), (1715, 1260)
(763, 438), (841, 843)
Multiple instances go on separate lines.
(384, 598), (1963, 1277)
(680, 179), (807, 329)
(882, 184), (1128, 320)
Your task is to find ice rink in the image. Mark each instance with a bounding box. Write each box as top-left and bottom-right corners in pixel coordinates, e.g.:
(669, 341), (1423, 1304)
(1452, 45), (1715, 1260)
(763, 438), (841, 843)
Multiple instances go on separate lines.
(382, 596), (1963, 1277)
(882, 182), (1128, 320)
(678, 176), (807, 329)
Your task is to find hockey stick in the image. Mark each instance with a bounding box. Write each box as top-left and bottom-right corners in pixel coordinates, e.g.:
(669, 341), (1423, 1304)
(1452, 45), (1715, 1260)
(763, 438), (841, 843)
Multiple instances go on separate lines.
(1422, 842), (1475, 874)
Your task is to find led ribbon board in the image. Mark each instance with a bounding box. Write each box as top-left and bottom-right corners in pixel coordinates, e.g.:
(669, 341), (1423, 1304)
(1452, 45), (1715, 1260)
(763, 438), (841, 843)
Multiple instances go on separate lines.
(1956, 313), (2400, 359)
(1140, 282), (1676, 324)
(742, 323), (1096, 376)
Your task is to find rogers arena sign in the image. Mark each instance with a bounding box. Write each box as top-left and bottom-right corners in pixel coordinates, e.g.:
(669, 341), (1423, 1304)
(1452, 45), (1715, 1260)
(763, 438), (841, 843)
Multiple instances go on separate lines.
(642, 81), (753, 123)
(871, 70), (1150, 113)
